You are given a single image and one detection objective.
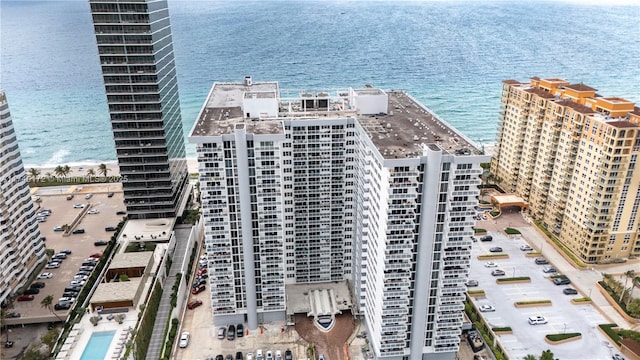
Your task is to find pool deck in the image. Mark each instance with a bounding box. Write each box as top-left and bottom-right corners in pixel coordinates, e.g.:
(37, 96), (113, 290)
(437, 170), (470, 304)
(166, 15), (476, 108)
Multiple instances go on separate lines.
(61, 310), (138, 360)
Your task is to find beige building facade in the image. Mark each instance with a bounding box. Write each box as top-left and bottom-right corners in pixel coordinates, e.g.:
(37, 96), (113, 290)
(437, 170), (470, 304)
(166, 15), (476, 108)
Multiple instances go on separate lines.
(492, 77), (640, 264)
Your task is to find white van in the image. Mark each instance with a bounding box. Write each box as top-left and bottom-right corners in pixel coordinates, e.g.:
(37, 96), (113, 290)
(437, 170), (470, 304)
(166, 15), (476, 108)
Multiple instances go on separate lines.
(217, 327), (226, 339)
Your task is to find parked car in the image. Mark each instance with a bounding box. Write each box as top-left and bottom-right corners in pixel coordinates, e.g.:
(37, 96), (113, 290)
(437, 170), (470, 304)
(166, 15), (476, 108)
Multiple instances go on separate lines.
(542, 266), (557, 273)
(266, 351), (273, 360)
(197, 274), (209, 280)
(60, 249), (72, 255)
(191, 284), (205, 295)
(612, 354), (626, 360)
(520, 245), (533, 251)
(81, 262), (96, 267)
(284, 350), (293, 360)
(94, 240), (108, 246)
(217, 327), (226, 340)
(73, 275), (88, 281)
(528, 316), (548, 325)
(275, 351), (282, 360)
(489, 247), (503, 253)
(107, 192), (114, 197)
(79, 266), (94, 272)
(193, 278), (206, 287)
(247, 353), (254, 360)
(484, 262), (498, 268)
(553, 277), (571, 285)
(480, 235), (493, 241)
(73, 203), (85, 209)
(53, 226), (64, 232)
(66, 194), (74, 200)
(256, 350), (263, 360)
(465, 280), (479, 287)
(37, 272), (53, 279)
(116, 210), (126, 215)
(187, 300), (203, 309)
(89, 253), (102, 258)
(53, 253), (67, 260)
(45, 262), (61, 269)
(563, 288), (578, 295)
(105, 226), (117, 232)
(491, 269), (505, 276)
(228, 324), (235, 340)
(87, 209), (99, 214)
(17, 295), (34, 301)
(237, 352), (244, 360)
(64, 286), (82, 292)
(72, 228), (85, 234)
(54, 303), (71, 310)
(479, 304), (495, 312)
(178, 332), (190, 348)
(62, 292), (78, 298)
(70, 280), (86, 286)
(58, 297), (76, 303)
(30, 282), (46, 289)
(85, 193), (93, 199)
(197, 268), (208, 276)
(534, 258), (549, 265)
(236, 323), (244, 337)
(226, 355), (233, 360)
(6, 312), (20, 318)
(24, 288), (40, 295)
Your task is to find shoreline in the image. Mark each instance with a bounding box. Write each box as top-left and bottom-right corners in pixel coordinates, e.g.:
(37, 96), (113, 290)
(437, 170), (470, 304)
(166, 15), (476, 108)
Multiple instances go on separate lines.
(26, 157), (199, 178)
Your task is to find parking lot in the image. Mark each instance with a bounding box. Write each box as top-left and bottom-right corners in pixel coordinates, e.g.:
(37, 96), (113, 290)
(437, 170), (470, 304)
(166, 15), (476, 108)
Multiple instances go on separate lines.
(469, 220), (614, 360)
(10, 184), (125, 319)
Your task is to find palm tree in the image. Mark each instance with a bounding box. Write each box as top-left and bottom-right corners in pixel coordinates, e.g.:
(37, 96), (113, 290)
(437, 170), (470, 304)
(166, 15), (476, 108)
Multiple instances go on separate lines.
(34, 197), (42, 209)
(27, 168), (41, 182)
(621, 269), (636, 304)
(41, 295), (63, 322)
(53, 166), (64, 178)
(44, 172), (52, 179)
(98, 163), (109, 177)
(523, 355), (537, 360)
(62, 165), (71, 177)
(86, 168), (95, 177)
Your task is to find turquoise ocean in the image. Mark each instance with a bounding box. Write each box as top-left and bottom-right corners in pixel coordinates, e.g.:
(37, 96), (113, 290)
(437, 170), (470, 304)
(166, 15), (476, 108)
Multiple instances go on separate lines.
(1, 0), (639, 167)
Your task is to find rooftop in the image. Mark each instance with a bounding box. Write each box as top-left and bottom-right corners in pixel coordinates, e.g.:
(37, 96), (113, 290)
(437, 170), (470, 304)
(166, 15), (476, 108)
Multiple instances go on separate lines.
(566, 83), (597, 92)
(190, 80), (482, 158)
(90, 277), (142, 304)
(109, 251), (153, 269)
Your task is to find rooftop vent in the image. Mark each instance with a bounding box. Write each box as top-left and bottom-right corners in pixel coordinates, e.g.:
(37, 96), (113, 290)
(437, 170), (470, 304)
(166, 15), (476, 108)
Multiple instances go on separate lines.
(244, 76), (252, 86)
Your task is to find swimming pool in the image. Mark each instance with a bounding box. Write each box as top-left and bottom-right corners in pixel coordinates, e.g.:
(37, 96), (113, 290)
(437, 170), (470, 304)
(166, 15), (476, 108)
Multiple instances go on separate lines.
(79, 331), (116, 360)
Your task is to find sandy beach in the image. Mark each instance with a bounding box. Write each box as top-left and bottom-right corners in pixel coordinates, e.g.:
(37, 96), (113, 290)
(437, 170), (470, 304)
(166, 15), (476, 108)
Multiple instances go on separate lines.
(27, 157), (199, 178)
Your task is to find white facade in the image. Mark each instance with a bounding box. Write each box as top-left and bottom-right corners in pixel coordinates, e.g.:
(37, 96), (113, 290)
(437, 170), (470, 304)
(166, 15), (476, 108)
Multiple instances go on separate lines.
(0, 91), (46, 305)
(190, 80), (489, 360)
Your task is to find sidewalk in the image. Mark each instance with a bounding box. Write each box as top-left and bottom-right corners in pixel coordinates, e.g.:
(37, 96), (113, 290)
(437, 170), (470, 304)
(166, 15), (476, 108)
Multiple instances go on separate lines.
(485, 209), (640, 331)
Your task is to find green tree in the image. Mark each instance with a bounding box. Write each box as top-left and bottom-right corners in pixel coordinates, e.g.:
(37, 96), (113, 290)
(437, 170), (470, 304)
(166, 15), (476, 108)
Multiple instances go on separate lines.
(540, 349), (554, 360)
(86, 168), (96, 177)
(53, 166), (64, 177)
(28, 168), (41, 182)
(40, 328), (59, 352)
(620, 270), (635, 303)
(22, 345), (47, 360)
(523, 355), (538, 360)
(623, 270), (637, 305)
(627, 298), (640, 317)
(98, 163), (109, 177)
(40, 295), (63, 322)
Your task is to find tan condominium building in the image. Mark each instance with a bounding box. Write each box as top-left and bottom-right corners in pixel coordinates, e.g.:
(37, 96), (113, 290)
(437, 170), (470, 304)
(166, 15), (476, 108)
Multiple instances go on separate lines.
(491, 77), (640, 264)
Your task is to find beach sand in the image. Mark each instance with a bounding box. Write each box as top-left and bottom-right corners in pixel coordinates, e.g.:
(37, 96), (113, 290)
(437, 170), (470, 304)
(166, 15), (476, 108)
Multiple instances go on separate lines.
(28, 158), (199, 178)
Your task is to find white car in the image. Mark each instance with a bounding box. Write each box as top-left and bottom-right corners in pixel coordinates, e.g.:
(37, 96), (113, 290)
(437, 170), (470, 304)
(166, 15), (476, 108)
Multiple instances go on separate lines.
(85, 193), (93, 199)
(178, 331), (189, 348)
(58, 297), (76, 303)
(246, 353), (254, 360)
(275, 350), (282, 360)
(70, 280), (86, 286)
(87, 209), (100, 214)
(73, 275), (88, 281)
(45, 262), (61, 269)
(520, 245), (533, 251)
(484, 261), (498, 268)
(73, 204), (85, 209)
(53, 226), (64, 232)
(479, 305), (495, 312)
(37, 272), (53, 279)
(528, 316), (548, 325)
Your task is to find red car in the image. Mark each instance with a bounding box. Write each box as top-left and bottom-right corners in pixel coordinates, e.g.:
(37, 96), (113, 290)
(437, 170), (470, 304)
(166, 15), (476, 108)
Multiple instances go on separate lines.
(191, 284), (205, 295)
(197, 268), (207, 276)
(89, 253), (102, 259)
(187, 300), (203, 309)
(17, 294), (35, 301)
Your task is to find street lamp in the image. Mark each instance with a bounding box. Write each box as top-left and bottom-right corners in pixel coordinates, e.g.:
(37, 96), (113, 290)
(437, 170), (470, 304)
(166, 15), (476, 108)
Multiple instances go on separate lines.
(563, 323), (567, 334)
(588, 288), (592, 298)
(513, 267), (516, 278)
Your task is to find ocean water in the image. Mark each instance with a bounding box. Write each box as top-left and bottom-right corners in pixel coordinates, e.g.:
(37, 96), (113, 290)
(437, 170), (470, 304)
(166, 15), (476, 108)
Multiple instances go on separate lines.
(1, 0), (638, 167)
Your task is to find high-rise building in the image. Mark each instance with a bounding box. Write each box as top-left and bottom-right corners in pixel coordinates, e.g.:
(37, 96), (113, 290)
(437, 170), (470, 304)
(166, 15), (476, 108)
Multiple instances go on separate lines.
(492, 77), (640, 263)
(0, 91), (47, 304)
(89, 0), (189, 219)
(189, 78), (489, 359)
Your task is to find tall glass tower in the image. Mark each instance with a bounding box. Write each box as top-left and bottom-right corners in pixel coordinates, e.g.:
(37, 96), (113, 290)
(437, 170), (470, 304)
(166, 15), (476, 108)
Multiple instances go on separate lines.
(89, 0), (188, 219)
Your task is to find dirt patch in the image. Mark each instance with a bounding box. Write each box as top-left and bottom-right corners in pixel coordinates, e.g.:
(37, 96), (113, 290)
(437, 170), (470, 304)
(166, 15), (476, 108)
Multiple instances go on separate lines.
(294, 314), (355, 360)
